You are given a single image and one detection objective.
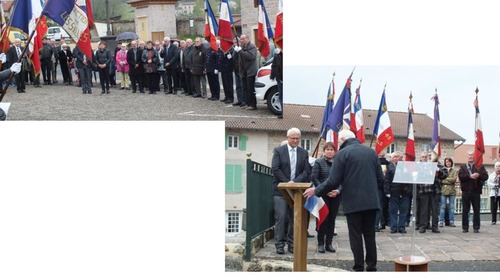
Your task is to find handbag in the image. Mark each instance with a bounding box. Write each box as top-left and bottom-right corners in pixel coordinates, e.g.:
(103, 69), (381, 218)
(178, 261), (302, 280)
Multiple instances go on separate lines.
(144, 63), (157, 73)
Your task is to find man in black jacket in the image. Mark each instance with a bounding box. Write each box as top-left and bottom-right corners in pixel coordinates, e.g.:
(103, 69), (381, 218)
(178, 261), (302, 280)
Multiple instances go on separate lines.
(160, 37), (178, 94)
(304, 130), (384, 272)
(384, 151), (412, 234)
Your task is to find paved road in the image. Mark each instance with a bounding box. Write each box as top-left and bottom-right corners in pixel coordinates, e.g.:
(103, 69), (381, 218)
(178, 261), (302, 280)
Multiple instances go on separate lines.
(253, 214), (500, 272)
(1, 80), (277, 121)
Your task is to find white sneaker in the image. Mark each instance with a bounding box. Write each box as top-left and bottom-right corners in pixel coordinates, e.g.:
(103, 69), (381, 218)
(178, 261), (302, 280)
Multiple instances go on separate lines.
(438, 221), (444, 227)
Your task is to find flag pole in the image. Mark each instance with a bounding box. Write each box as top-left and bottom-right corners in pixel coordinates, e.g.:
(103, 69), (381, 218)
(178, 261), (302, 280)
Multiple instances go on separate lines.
(313, 72), (336, 157)
(0, 13), (46, 102)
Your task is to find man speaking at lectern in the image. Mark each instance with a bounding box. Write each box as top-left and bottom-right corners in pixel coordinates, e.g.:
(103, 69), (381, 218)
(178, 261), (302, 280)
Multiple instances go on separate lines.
(304, 130), (384, 271)
(271, 127), (311, 255)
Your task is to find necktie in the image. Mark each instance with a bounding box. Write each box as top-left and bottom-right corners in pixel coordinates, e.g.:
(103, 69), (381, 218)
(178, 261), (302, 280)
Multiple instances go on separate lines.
(17, 47), (21, 58)
(290, 148), (296, 181)
(467, 164), (472, 175)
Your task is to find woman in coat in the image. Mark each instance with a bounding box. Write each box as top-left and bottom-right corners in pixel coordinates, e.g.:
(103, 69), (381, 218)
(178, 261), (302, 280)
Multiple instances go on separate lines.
(115, 43), (130, 90)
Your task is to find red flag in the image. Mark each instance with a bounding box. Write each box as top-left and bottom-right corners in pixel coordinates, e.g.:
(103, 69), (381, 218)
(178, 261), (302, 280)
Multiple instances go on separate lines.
(30, 16), (47, 77)
(405, 93), (415, 161)
(0, 0), (9, 54)
(274, 0), (283, 50)
(473, 88), (485, 168)
(257, 0), (273, 58)
(0, 0), (9, 70)
(85, 0), (94, 28)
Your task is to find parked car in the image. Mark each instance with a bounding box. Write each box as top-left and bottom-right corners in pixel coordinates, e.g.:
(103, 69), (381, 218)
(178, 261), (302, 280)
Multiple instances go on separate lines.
(254, 59), (281, 115)
(46, 26), (70, 41)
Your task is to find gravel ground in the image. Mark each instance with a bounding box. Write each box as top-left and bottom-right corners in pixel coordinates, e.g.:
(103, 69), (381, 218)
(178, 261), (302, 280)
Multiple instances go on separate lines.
(1, 79), (277, 121)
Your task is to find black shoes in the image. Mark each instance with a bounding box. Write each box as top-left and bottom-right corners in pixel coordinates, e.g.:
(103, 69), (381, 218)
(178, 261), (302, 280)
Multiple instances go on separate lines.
(232, 102), (242, 106)
(317, 245), (325, 253)
(399, 229), (407, 234)
(463, 229), (469, 233)
(192, 94), (201, 98)
(432, 229), (440, 233)
(390, 229), (397, 234)
(307, 232), (314, 238)
(325, 244), (336, 253)
(276, 247), (285, 255)
(474, 229), (480, 233)
(419, 228), (426, 233)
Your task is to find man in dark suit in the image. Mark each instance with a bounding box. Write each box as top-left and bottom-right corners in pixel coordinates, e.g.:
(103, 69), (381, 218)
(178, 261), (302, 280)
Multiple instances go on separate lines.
(458, 149), (488, 233)
(126, 40), (145, 93)
(160, 37), (178, 94)
(271, 127), (311, 255)
(304, 130), (385, 271)
(6, 39), (26, 93)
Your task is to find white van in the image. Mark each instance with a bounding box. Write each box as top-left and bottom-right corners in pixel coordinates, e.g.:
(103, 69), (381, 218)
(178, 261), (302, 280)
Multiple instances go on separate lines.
(46, 26), (70, 41)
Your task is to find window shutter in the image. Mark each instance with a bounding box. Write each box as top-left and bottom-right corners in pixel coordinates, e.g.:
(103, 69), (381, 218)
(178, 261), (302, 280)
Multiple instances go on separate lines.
(239, 135), (247, 151)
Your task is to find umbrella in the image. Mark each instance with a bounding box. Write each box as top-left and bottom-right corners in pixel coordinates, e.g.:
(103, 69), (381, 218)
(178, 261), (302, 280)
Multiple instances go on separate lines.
(115, 32), (139, 42)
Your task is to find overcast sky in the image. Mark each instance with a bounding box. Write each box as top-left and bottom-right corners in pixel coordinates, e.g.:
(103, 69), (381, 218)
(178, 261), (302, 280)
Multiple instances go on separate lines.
(284, 0), (500, 146)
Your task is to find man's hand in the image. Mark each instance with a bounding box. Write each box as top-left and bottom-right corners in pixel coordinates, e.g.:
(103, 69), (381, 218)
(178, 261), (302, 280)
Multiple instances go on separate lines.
(10, 62), (22, 74)
(0, 53), (6, 63)
(303, 187), (315, 199)
(234, 46), (242, 52)
(327, 190), (340, 198)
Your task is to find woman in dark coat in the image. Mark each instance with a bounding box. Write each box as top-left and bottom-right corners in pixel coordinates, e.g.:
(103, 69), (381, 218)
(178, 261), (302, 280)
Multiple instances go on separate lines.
(141, 41), (159, 94)
(311, 142), (340, 254)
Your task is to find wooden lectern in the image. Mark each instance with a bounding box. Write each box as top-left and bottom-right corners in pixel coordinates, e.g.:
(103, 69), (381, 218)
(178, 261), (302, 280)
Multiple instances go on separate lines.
(277, 182), (312, 272)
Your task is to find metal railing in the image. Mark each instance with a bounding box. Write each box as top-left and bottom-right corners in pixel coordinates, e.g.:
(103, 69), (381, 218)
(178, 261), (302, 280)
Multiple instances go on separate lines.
(454, 184), (491, 214)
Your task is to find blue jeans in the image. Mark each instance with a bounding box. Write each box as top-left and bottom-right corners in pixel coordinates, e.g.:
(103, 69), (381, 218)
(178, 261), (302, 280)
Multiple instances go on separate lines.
(389, 195), (410, 231)
(439, 195), (455, 223)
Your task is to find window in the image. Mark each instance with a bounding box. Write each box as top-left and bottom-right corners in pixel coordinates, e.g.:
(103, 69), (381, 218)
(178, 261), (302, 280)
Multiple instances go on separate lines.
(225, 164), (243, 192)
(225, 134), (247, 151)
(227, 135), (239, 149)
(386, 143), (396, 154)
(226, 212), (242, 234)
(300, 138), (311, 152)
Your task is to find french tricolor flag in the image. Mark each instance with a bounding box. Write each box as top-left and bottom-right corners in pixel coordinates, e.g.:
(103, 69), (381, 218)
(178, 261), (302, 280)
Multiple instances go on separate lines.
(304, 195), (329, 228)
(257, 0), (273, 58)
(218, 0), (234, 54)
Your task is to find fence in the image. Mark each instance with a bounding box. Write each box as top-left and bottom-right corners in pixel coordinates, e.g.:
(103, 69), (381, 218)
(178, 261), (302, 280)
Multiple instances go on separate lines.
(245, 159), (274, 261)
(454, 184), (491, 214)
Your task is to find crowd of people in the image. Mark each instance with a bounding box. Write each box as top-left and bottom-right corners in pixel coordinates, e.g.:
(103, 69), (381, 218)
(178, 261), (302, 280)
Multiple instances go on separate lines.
(272, 126), (498, 272)
(1, 34), (283, 116)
